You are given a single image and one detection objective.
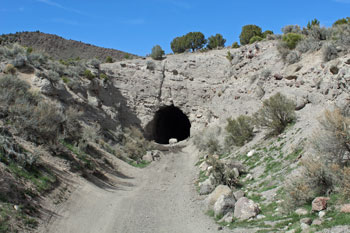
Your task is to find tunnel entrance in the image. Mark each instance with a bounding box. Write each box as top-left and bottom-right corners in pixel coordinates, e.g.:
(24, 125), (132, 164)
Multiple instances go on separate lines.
(145, 105), (191, 144)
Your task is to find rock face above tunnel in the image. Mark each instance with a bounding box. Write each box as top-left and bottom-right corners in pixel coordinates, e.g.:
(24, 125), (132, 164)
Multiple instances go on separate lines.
(100, 41), (350, 134)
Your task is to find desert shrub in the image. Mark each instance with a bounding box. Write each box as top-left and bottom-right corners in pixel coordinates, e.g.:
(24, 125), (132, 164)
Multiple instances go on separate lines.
(105, 56), (113, 63)
(333, 17), (350, 26)
(296, 38), (321, 53)
(84, 69), (95, 79)
(307, 26), (330, 41)
(150, 45), (165, 60)
(261, 69), (271, 79)
(89, 58), (101, 69)
(282, 25), (301, 34)
(322, 42), (338, 62)
(225, 115), (254, 147)
(332, 24), (350, 47)
(311, 109), (350, 166)
(232, 42), (240, 48)
(193, 127), (222, 154)
(122, 126), (151, 161)
(239, 24), (263, 45)
(146, 61), (156, 71)
(249, 36), (263, 44)
(262, 30), (274, 38)
(27, 53), (46, 68)
(3, 64), (16, 75)
(207, 156), (240, 188)
(282, 33), (303, 49)
(26, 47), (33, 54)
(99, 73), (108, 80)
(171, 36), (187, 53)
(12, 54), (27, 67)
(46, 70), (60, 83)
(207, 34), (226, 49)
(46, 60), (66, 76)
(277, 41), (291, 61)
(226, 51), (233, 62)
(286, 50), (300, 64)
(254, 93), (296, 135)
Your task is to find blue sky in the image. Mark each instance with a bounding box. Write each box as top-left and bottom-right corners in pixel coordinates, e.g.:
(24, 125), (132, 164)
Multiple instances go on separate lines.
(1, 0), (349, 56)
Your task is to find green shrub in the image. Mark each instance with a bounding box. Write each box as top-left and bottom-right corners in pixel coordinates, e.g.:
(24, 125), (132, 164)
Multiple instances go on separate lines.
(307, 18), (320, 29)
(262, 30), (274, 38)
(239, 25), (263, 45)
(226, 51), (233, 62)
(254, 93), (296, 135)
(225, 115), (254, 147)
(84, 69), (95, 79)
(99, 73), (108, 80)
(333, 17), (350, 26)
(105, 56), (113, 63)
(150, 45), (165, 60)
(282, 33), (303, 49)
(170, 32), (207, 53)
(232, 42), (240, 48)
(249, 36), (263, 44)
(123, 126), (151, 161)
(26, 47), (33, 54)
(62, 76), (69, 83)
(207, 34), (226, 49)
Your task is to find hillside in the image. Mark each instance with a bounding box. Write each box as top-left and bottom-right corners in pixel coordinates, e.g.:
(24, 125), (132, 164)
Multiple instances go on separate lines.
(0, 31), (137, 61)
(1, 23), (350, 233)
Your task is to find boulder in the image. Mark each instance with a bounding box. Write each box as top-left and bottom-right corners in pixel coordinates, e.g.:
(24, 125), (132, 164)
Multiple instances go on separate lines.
(233, 197), (260, 220)
(233, 190), (245, 201)
(142, 151), (154, 162)
(169, 138), (178, 144)
(199, 175), (215, 195)
(214, 194), (236, 217)
(205, 185), (232, 210)
(300, 218), (312, 225)
(312, 197), (330, 211)
(295, 208), (308, 216)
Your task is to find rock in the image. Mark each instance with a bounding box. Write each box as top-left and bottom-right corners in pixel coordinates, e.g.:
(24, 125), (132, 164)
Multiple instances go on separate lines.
(312, 197), (330, 211)
(256, 214), (265, 220)
(300, 222), (310, 230)
(214, 194), (236, 217)
(319, 210), (326, 218)
(213, 154), (220, 160)
(340, 204), (350, 213)
(300, 218), (312, 225)
(219, 212), (234, 223)
(199, 176), (215, 195)
(285, 230), (296, 233)
(247, 150), (255, 157)
(233, 197), (260, 220)
(295, 208), (308, 216)
(206, 185), (232, 210)
(142, 152), (154, 162)
(233, 190), (245, 200)
(232, 167), (240, 179)
(243, 174), (253, 182)
(255, 86), (265, 99)
(330, 66), (339, 75)
(199, 161), (209, 171)
(312, 219), (323, 226)
(169, 138), (178, 144)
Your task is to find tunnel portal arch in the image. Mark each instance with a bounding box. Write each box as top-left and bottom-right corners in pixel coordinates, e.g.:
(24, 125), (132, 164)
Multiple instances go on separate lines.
(145, 105), (191, 144)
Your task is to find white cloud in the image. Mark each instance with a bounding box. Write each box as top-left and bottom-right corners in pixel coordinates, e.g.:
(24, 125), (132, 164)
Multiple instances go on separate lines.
(36, 0), (84, 14)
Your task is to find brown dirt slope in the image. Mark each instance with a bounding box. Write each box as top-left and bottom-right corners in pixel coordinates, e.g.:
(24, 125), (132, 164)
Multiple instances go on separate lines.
(0, 31), (137, 61)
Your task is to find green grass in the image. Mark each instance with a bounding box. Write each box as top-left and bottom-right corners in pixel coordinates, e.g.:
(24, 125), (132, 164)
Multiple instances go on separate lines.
(128, 160), (150, 168)
(61, 140), (95, 170)
(8, 163), (56, 192)
(285, 148), (303, 161)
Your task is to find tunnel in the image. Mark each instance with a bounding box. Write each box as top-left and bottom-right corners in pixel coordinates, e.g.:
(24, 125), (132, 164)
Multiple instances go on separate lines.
(145, 105), (191, 144)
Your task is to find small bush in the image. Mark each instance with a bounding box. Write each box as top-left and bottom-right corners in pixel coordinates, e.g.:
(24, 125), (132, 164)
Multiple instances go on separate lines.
(239, 25), (263, 45)
(232, 42), (240, 48)
(225, 115), (254, 147)
(282, 25), (301, 34)
(122, 126), (151, 161)
(99, 73), (108, 80)
(105, 56), (113, 63)
(26, 47), (33, 54)
(282, 33), (303, 49)
(89, 58), (101, 69)
(146, 60), (156, 71)
(311, 109), (350, 166)
(12, 54), (27, 67)
(277, 41), (290, 61)
(262, 30), (274, 38)
(226, 51), (233, 62)
(207, 34), (226, 49)
(150, 45), (165, 60)
(296, 38), (321, 53)
(207, 156), (240, 188)
(286, 50), (300, 64)
(307, 18), (320, 29)
(3, 64), (16, 75)
(322, 42), (338, 62)
(254, 93), (296, 135)
(84, 69), (95, 80)
(47, 70), (60, 83)
(249, 36), (263, 44)
(333, 17), (350, 26)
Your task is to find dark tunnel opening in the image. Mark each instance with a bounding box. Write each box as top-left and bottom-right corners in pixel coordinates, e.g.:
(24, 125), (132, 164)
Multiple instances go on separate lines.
(146, 105), (191, 144)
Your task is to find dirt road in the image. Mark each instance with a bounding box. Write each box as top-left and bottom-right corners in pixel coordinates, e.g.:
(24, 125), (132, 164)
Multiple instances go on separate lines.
(39, 144), (232, 233)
